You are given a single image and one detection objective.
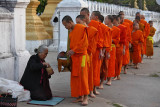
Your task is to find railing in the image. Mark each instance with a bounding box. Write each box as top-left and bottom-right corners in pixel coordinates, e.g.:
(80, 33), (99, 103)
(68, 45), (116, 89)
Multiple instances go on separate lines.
(86, 0), (160, 19)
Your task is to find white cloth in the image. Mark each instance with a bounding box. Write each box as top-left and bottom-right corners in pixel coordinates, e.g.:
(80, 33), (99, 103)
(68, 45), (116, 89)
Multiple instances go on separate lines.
(0, 77), (30, 102)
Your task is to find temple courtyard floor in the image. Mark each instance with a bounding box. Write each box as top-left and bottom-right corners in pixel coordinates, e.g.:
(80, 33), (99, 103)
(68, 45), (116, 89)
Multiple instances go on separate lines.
(18, 47), (160, 107)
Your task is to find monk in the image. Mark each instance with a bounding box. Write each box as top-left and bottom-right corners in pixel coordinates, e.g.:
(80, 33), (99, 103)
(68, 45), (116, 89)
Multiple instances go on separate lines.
(113, 15), (127, 80)
(98, 14), (111, 89)
(135, 12), (141, 17)
(140, 15), (151, 57)
(62, 15), (89, 105)
(80, 8), (104, 95)
(134, 16), (145, 63)
(146, 21), (156, 58)
(131, 22), (144, 69)
(76, 15), (98, 98)
(119, 11), (133, 66)
(119, 14), (132, 74)
(105, 15), (120, 85)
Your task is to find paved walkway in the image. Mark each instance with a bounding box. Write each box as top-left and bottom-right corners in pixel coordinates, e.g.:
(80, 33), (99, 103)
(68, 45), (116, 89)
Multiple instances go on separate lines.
(18, 47), (160, 107)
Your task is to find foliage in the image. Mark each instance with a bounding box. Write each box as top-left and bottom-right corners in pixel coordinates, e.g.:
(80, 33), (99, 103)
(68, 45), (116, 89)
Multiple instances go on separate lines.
(36, 0), (47, 15)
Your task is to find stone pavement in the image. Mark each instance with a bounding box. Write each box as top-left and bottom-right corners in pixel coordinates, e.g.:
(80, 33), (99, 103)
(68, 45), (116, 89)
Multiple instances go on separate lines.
(18, 47), (160, 107)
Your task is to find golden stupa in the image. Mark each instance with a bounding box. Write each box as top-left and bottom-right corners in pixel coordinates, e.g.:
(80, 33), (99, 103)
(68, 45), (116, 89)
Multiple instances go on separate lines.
(40, 0), (62, 38)
(134, 0), (139, 9)
(26, 0), (51, 40)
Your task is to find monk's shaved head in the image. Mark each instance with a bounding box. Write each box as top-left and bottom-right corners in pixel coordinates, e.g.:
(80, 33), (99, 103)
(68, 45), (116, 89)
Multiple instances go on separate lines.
(62, 15), (73, 23)
(136, 12), (140, 17)
(62, 15), (75, 30)
(76, 15), (85, 20)
(90, 11), (101, 21)
(107, 15), (114, 22)
(80, 8), (89, 14)
(76, 15), (86, 25)
(112, 15), (119, 21)
(80, 8), (90, 24)
(141, 15), (145, 19)
(119, 11), (124, 15)
(135, 16), (140, 21)
(133, 21), (139, 30)
(99, 14), (104, 23)
(149, 20), (153, 24)
(92, 11), (101, 17)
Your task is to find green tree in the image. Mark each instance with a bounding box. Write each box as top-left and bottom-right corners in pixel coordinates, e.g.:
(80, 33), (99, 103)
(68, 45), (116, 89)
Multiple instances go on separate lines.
(36, 0), (47, 15)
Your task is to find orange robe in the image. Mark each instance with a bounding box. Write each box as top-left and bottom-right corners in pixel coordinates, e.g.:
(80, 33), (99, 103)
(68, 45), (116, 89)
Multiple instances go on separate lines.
(124, 19), (133, 30)
(140, 19), (150, 55)
(107, 26), (120, 78)
(131, 30), (144, 64)
(115, 24), (127, 76)
(87, 26), (98, 91)
(138, 23), (145, 57)
(70, 24), (89, 97)
(146, 26), (156, 56)
(100, 23), (111, 77)
(122, 22), (132, 66)
(88, 20), (103, 86)
(124, 19), (133, 61)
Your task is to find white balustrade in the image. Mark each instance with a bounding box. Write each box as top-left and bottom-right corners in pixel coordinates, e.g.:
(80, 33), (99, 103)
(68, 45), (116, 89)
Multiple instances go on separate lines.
(51, 0), (160, 52)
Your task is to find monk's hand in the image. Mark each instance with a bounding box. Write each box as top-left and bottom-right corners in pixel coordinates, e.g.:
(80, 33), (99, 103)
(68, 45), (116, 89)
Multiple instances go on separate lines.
(123, 49), (125, 55)
(99, 49), (104, 59)
(129, 43), (132, 48)
(105, 52), (110, 60)
(67, 50), (75, 56)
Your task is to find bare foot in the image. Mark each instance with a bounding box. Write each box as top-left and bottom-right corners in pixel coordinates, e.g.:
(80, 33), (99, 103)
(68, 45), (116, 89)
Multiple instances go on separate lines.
(117, 76), (121, 80)
(81, 99), (88, 106)
(105, 81), (111, 86)
(113, 77), (118, 81)
(124, 70), (127, 74)
(135, 66), (139, 69)
(93, 89), (100, 95)
(97, 84), (103, 89)
(89, 93), (96, 98)
(72, 97), (83, 103)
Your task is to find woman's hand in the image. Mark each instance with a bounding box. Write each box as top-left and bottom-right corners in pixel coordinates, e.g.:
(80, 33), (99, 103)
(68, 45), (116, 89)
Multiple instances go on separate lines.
(43, 62), (50, 68)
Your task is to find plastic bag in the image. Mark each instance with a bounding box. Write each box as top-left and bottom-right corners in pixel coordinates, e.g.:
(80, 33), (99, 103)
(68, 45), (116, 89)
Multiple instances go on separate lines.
(0, 77), (30, 102)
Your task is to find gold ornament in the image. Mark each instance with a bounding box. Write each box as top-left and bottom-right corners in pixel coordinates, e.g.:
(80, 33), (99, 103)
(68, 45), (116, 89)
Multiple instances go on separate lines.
(40, 0), (62, 39)
(26, 0), (50, 40)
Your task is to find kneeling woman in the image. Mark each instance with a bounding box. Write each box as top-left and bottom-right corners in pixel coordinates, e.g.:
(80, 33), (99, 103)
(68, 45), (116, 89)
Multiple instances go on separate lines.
(20, 45), (54, 101)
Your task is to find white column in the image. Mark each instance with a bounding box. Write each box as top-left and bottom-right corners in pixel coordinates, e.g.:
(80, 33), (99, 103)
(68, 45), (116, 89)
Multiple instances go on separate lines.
(51, 0), (88, 52)
(0, 7), (15, 80)
(0, 0), (31, 81)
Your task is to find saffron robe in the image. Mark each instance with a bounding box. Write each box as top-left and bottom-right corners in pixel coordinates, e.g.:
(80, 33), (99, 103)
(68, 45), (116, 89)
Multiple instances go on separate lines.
(140, 19), (150, 55)
(115, 24), (127, 76)
(146, 27), (156, 56)
(100, 23), (111, 78)
(70, 24), (89, 97)
(87, 26), (98, 91)
(88, 20), (103, 86)
(131, 30), (144, 64)
(122, 22), (132, 65)
(107, 26), (120, 78)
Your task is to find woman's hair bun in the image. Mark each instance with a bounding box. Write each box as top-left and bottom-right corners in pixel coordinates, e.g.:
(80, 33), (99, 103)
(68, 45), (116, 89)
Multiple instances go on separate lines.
(34, 48), (38, 53)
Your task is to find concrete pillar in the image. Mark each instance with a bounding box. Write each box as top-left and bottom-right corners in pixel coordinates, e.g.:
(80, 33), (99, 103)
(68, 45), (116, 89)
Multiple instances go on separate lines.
(0, 0), (31, 81)
(0, 7), (14, 80)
